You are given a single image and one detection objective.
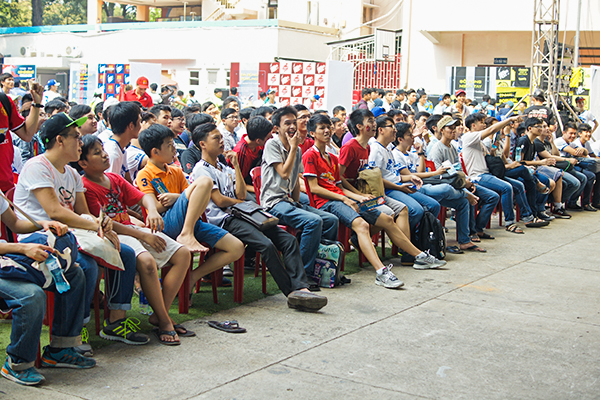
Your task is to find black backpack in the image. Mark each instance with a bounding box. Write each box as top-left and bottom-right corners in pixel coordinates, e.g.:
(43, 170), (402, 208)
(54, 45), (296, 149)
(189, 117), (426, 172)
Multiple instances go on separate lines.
(415, 211), (446, 260)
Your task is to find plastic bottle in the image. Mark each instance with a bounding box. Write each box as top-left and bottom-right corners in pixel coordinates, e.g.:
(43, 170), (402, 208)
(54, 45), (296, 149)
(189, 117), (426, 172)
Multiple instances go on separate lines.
(139, 291), (152, 315)
(515, 145), (523, 162)
(46, 253), (70, 293)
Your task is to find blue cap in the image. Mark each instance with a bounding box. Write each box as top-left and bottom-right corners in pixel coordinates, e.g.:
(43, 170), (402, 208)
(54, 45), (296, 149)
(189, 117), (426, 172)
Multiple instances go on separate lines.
(371, 106), (386, 117)
(47, 79), (60, 87)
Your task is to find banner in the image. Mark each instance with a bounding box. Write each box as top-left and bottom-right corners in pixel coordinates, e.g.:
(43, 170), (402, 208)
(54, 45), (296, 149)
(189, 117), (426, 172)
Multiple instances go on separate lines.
(1, 65), (36, 80)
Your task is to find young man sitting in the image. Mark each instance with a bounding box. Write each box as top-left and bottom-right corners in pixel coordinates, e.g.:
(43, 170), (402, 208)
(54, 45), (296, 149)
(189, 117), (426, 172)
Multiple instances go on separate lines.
(14, 112), (148, 352)
(386, 119), (483, 252)
(180, 113), (214, 174)
(105, 101), (142, 183)
(0, 201), (95, 386)
(303, 115), (446, 290)
(190, 123), (327, 311)
(135, 124), (244, 292)
(79, 135), (192, 345)
(232, 115), (273, 201)
(261, 107), (339, 283)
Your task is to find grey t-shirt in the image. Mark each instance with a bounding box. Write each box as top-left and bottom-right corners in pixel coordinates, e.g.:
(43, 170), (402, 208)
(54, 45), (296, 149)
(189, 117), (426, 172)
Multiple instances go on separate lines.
(462, 130), (489, 178)
(260, 135), (304, 210)
(428, 141), (459, 169)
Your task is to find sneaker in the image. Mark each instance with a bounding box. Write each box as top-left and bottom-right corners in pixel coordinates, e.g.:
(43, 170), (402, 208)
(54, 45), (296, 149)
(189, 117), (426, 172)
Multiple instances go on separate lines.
(566, 203), (583, 211)
(74, 326), (93, 357)
(41, 346), (96, 369)
(400, 253), (415, 266)
(243, 256), (256, 271)
(1, 357), (45, 385)
(375, 265), (404, 289)
(222, 265), (233, 277)
(551, 207), (572, 219)
(537, 211), (555, 221)
(583, 204), (597, 212)
(414, 251), (447, 269)
(100, 317), (150, 345)
(201, 275), (232, 287)
(287, 290), (328, 312)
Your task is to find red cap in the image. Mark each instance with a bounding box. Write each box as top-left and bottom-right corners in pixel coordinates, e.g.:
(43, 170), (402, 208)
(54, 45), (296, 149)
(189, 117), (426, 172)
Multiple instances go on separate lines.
(136, 76), (149, 89)
(455, 89), (466, 97)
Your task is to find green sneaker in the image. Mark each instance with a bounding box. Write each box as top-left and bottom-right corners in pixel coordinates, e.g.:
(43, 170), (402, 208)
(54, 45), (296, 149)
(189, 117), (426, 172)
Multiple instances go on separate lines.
(1, 357), (45, 386)
(100, 317), (150, 345)
(40, 346), (96, 369)
(74, 326), (93, 357)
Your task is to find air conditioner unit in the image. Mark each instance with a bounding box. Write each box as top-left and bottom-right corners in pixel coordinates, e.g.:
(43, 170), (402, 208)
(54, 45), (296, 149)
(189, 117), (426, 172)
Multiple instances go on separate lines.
(65, 46), (82, 58)
(20, 46), (35, 57)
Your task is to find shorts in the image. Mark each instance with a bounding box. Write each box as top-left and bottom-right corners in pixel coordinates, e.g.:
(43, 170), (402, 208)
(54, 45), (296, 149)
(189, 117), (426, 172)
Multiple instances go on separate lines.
(162, 192), (227, 248)
(118, 227), (183, 269)
(380, 195), (406, 217)
(320, 199), (381, 229)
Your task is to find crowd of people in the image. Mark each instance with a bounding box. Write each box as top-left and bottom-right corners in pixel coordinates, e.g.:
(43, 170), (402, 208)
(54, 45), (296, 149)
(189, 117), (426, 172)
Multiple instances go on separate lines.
(0, 73), (598, 386)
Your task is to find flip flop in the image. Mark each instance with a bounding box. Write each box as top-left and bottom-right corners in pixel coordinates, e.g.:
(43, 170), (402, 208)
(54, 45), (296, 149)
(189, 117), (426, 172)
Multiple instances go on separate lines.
(154, 329), (180, 346)
(505, 223), (524, 234)
(525, 218), (549, 228)
(207, 320), (247, 334)
(461, 245), (487, 253)
(470, 234), (481, 243)
(446, 246), (464, 254)
(477, 232), (495, 240)
(174, 324), (196, 337)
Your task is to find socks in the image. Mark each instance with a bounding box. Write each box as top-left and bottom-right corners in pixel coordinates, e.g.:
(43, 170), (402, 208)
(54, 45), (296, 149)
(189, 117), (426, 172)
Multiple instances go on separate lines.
(376, 267), (385, 274)
(554, 202), (562, 209)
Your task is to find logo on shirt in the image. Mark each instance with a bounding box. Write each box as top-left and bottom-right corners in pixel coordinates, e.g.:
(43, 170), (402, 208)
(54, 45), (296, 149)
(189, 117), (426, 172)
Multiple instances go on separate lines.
(58, 186), (75, 210)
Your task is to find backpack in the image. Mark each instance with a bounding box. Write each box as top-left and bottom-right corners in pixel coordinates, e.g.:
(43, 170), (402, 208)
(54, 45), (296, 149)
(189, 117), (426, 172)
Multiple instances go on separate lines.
(312, 239), (348, 288)
(415, 211), (446, 260)
(0, 92), (13, 122)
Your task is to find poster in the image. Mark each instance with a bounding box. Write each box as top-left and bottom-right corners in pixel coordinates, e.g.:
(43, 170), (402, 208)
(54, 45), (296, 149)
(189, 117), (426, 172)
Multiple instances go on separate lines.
(1, 65), (36, 80)
(98, 63), (130, 100)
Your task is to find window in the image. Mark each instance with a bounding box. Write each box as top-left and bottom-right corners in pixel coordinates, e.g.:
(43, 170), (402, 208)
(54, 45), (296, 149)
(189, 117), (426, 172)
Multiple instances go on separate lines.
(207, 70), (218, 85)
(225, 69), (230, 87)
(190, 70), (199, 86)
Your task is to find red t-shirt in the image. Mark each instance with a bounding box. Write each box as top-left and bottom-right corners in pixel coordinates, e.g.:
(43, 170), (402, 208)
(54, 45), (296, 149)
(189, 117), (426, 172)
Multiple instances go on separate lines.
(0, 96), (25, 192)
(302, 146), (344, 209)
(123, 89), (153, 109)
(338, 138), (369, 186)
(232, 135), (262, 180)
(82, 172), (145, 225)
(299, 137), (315, 155)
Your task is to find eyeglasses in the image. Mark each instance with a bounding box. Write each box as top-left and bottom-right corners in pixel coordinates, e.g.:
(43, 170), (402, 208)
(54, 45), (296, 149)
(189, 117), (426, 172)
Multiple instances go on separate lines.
(382, 125), (395, 129)
(172, 117), (184, 122)
(226, 115), (240, 121)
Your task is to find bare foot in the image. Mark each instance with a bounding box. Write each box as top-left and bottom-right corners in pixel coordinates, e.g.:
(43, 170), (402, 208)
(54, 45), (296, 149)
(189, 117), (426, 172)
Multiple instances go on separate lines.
(177, 233), (209, 252)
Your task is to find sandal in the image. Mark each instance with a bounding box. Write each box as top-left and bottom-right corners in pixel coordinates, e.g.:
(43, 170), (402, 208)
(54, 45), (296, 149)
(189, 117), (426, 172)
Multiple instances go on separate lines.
(536, 182), (550, 195)
(477, 232), (495, 240)
(505, 223), (524, 234)
(446, 246), (464, 254)
(173, 324), (196, 337)
(524, 218), (549, 228)
(207, 320), (247, 334)
(461, 244), (487, 253)
(154, 329), (181, 346)
(470, 234), (481, 243)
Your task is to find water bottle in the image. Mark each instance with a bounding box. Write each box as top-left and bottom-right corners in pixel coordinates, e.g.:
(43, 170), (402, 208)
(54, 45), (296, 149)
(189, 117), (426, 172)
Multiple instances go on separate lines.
(515, 145), (523, 162)
(46, 253), (70, 294)
(139, 291), (152, 315)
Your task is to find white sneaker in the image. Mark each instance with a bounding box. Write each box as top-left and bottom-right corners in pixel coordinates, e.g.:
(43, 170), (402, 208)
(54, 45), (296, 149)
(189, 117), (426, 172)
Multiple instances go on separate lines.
(223, 265), (233, 277)
(414, 251), (446, 269)
(375, 265), (404, 289)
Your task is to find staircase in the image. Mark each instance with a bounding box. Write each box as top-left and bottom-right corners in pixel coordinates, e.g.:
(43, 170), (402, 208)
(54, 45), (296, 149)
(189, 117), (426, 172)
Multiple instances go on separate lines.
(205, 0), (242, 21)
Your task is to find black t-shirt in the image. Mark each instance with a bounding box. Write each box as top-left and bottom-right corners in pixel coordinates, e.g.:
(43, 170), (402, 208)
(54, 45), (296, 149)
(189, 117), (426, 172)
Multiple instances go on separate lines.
(523, 105), (555, 125)
(516, 135), (537, 161)
(332, 133), (343, 148)
(180, 145), (202, 174)
(391, 100), (401, 109)
(533, 138), (552, 158)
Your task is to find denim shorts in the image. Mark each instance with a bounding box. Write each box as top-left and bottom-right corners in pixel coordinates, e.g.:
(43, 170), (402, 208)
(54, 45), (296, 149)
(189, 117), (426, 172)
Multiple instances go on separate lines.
(162, 192), (227, 248)
(320, 200), (380, 229)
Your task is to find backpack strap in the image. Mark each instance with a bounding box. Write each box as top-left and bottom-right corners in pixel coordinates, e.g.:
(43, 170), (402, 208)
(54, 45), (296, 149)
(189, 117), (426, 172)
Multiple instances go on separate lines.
(0, 92), (12, 123)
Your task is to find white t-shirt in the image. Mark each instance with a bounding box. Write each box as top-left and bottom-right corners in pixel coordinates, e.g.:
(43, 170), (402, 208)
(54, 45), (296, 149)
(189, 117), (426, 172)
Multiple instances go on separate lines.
(126, 145), (147, 182)
(0, 196), (8, 216)
(572, 138), (595, 155)
(97, 128), (112, 144)
(218, 124), (237, 152)
(14, 154), (84, 222)
(579, 110), (596, 125)
(104, 138), (129, 178)
(461, 130), (489, 178)
(392, 148), (420, 174)
(368, 141), (405, 184)
(190, 159), (236, 227)
(553, 137), (576, 157)
(42, 90), (60, 105)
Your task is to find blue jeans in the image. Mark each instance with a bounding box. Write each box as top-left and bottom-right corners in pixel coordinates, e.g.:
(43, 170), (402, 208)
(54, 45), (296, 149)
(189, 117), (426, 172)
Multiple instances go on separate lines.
(320, 200), (381, 228)
(77, 253), (98, 325)
(504, 176), (533, 220)
(386, 189), (440, 230)
(477, 174), (519, 225)
(299, 192), (310, 206)
(270, 200), (339, 275)
(561, 171), (582, 204)
(505, 165), (537, 215)
(419, 183), (471, 244)
(104, 244), (137, 311)
(574, 166), (595, 205)
(0, 262), (87, 369)
(471, 184), (500, 233)
(566, 169), (587, 205)
(534, 173), (551, 213)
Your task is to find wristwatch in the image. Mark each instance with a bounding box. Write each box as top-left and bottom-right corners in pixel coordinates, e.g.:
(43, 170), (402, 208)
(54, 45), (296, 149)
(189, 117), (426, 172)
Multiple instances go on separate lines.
(417, 152), (425, 156)
(33, 103), (43, 108)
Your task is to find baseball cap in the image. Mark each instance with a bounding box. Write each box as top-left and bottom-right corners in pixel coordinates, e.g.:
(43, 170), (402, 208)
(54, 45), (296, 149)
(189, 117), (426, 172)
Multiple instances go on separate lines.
(103, 97), (120, 111)
(47, 79), (60, 87)
(136, 76), (149, 89)
(437, 115), (460, 131)
(575, 96), (585, 103)
(532, 88), (545, 101)
(455, 89), (466, 97)
(371, 106), (386, 118)
(267, 88), (276, 95)
(40, 112), (87, 145)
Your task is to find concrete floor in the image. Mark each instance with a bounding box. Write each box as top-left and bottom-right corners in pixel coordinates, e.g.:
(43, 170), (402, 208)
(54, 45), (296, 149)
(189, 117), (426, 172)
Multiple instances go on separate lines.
(3, 211), (600, 399)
